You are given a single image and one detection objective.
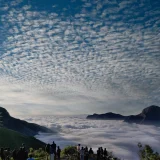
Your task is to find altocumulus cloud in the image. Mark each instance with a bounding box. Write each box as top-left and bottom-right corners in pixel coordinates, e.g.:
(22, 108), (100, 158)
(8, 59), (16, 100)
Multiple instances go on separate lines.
(0, 0), (160, 115)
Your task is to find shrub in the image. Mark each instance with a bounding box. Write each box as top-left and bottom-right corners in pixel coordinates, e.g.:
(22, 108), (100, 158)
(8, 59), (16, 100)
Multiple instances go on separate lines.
(28, 147), (47, 159)
(138, 143), (160, 160)
(61, 146), (78, 160)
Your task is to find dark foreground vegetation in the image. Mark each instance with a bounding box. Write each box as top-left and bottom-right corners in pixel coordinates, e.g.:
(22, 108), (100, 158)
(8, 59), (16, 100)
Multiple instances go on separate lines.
(0, 143), (160, 160)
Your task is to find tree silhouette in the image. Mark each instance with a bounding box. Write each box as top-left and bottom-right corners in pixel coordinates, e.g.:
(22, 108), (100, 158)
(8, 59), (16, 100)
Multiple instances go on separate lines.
(138, 143), (160, 160)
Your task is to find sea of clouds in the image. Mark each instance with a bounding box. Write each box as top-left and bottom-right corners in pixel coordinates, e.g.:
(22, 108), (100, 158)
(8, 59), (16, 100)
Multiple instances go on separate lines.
(18, 115), (160, 160)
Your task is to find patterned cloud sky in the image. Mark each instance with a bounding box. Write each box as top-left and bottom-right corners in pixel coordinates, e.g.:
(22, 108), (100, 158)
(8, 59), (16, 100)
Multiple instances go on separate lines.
(0, 0), (160, 115)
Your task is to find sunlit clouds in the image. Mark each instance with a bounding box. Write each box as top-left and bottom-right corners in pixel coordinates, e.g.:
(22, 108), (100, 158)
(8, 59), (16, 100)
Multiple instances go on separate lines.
(0, 0), (160, 115)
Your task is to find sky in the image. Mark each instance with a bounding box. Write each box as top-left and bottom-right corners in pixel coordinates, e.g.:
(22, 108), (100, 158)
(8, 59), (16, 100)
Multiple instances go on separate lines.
(0, 0), (160, 115)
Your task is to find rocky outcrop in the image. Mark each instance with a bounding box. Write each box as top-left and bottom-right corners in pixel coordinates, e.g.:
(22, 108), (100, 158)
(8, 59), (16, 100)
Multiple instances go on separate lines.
(0, 107), (52, 136)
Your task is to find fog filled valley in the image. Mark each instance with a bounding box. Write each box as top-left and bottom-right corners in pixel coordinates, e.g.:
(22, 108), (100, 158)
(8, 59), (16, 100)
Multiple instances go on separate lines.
(17, 115), (160, 160)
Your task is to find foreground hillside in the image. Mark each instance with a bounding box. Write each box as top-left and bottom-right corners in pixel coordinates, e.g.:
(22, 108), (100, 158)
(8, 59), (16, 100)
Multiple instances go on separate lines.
(0, 127), (46, 149)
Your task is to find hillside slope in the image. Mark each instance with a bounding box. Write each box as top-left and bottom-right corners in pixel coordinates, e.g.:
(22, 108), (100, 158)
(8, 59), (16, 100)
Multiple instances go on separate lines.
(0, 107), (52, 136)
(0, 127), (46, 149)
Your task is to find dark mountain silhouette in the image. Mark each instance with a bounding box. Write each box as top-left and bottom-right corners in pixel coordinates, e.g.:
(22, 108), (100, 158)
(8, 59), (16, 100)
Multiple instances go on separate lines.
(87, 105), (160, 124)
(87, 112), (125, 120)
(0, 106), (53, 136)
(124, 105), (160, 123)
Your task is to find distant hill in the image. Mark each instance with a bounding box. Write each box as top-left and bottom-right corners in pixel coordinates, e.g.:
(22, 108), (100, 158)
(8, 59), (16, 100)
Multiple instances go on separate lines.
(87, 105), (160, 124)
(86, 112), (125, 120)
(0, 127), (46, 149)
(0, 107), (53, 136)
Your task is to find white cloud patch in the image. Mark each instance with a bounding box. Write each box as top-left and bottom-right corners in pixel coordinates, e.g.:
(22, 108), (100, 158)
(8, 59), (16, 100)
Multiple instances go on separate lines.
(0, 0), (159, 115)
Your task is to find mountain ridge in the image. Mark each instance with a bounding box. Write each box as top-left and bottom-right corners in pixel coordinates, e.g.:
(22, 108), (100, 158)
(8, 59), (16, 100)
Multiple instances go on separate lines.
(0, 106), (53, 136)
(87, 105), (160, 124)
(87, 112), (125, 120)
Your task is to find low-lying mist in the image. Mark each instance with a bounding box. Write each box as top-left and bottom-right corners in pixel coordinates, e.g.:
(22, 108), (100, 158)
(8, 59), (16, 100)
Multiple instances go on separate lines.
(19, 115), (160, 160)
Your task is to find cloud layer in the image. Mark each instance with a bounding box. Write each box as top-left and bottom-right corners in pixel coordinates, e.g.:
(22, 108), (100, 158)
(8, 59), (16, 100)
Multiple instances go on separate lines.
(0, 0), (160, 115)
(19, 115), (160, 160)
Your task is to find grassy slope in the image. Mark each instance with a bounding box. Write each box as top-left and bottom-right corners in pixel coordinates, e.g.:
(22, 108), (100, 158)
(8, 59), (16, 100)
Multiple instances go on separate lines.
(0, 127), (46, 149)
